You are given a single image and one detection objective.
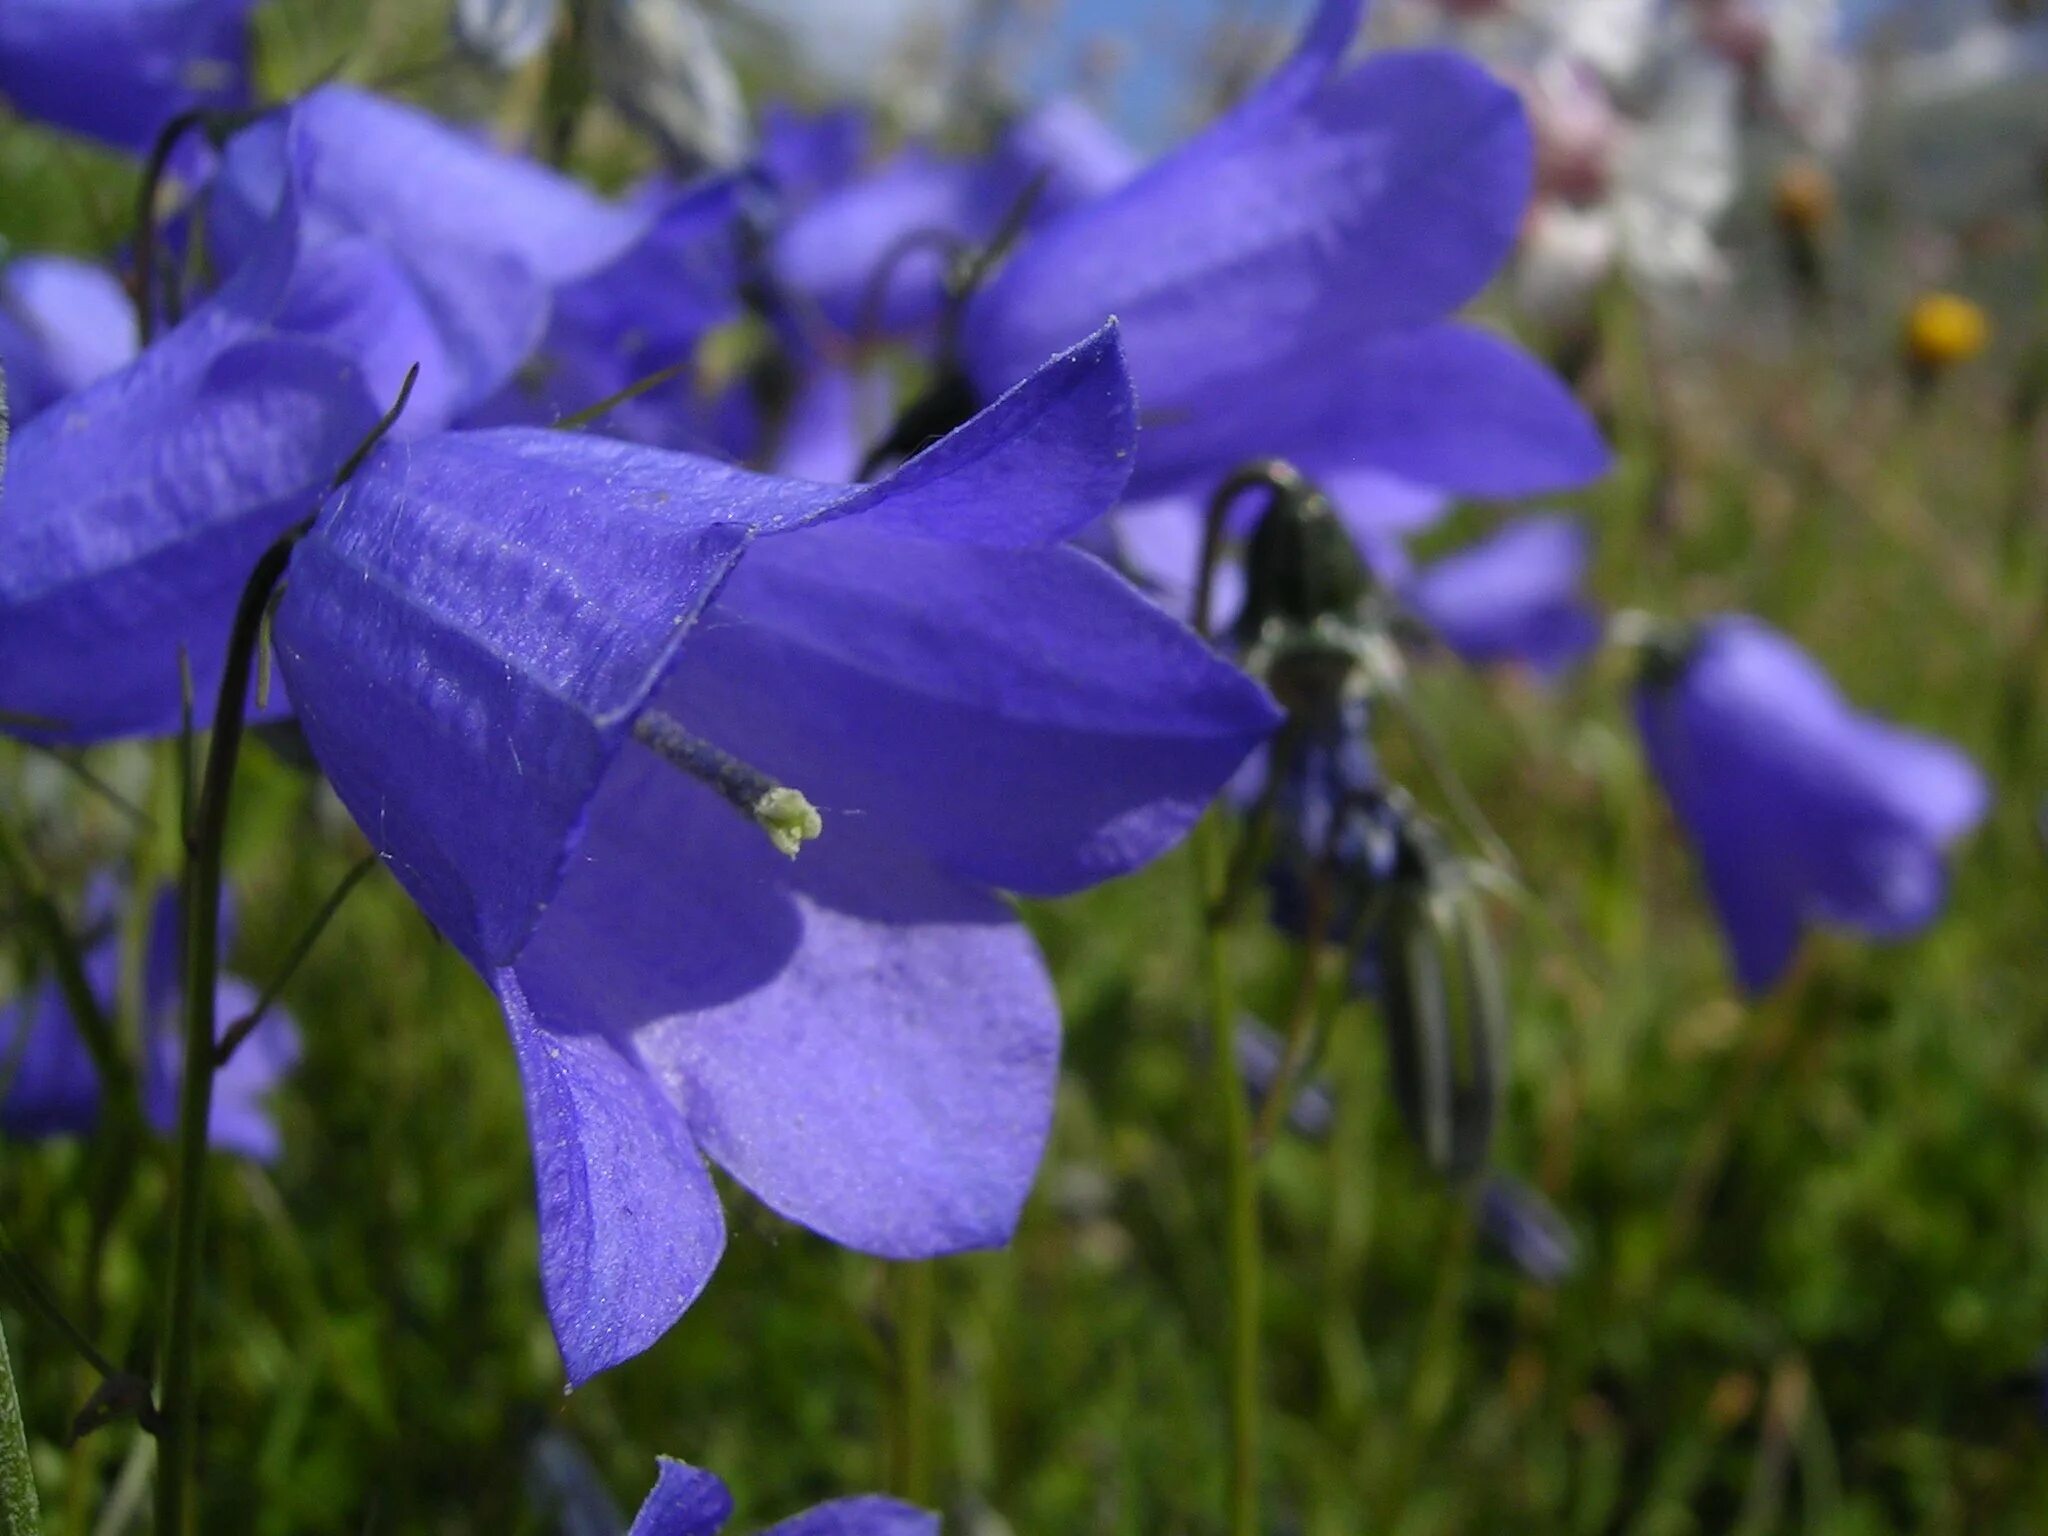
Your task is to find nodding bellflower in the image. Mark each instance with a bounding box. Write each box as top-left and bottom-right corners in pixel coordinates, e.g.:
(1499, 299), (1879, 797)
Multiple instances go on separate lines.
(1634, 616), (1989, 994)
(1402, 514), (1602, 677)
(955, 0), (1609, 506)
(271, 325), (1280, 1383)
(0, 0), (261, 155)
(627, 1459), (933, 1536)
(0, 256), (139, 422)
(0, 887), (299, 1163)
(0, 182), (381, 743)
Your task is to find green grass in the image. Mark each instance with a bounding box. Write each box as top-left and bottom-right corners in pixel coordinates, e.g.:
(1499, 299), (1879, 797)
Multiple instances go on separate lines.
(4, 7), (2048, 1531)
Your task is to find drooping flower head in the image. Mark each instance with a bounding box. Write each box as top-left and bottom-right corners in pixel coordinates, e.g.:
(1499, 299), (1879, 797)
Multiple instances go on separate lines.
(1634, 615), (1989, 994)
(271, 326), (1279, 1382)
(0, 885), (299, 1162)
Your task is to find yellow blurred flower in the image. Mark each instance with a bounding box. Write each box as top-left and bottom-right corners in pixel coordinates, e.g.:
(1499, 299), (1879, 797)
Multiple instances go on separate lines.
(1903, 293), (1990, 379)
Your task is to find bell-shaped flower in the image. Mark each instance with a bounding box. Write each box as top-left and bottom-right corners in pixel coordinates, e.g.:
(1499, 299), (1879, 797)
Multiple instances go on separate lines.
(1476, 1174), (1577, 1284)
(212, 86), (660, 425)
(1402, 513), (1601, 676)
(0, 0), (261, 155)
(1634, 616), (1989, 994)
(0, 182), (381, 743)
(0, 886), (299, 1162)
(0, 255), (138, 420)
(628, 1459), (932, 1536)
(272, 326), (1280, 1382)
(957, 0), (1608, 503)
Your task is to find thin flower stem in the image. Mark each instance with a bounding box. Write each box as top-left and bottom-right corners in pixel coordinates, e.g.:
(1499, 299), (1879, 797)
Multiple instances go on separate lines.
(153, 527), (303, 1536)
(888, 1261), (937, 1506)
(1195, 815), (1260, 1536)
(214, 853), (379, 1069)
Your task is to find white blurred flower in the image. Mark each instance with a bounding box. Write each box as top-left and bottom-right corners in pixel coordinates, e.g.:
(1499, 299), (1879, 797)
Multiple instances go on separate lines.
(582, 0), (750, 169)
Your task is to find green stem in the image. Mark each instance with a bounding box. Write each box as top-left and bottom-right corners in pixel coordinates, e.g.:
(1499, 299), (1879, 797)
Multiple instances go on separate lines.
(888, 1262), (936, 1506)
(1195, 817), (1260, 1536)
(153, 530), (302, 1536)
(0, 1314), (39, 1536)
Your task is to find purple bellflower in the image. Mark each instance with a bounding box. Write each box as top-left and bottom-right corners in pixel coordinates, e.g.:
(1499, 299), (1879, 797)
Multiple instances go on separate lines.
(270, 325), (1280, 1383)
(212, 86), (660, 427)
(1635, 616), (1989, 994)
(767, 97), (1136, 345)
(0, 256), (139, 421)
(957, 0), (1608, 507)
(757, 103), (872, 207)
(0, 887), (299, 1162)
(628, 1460), (933, 1536)
(0, 0), (261, 155)
(1402, 513), (1602, 676)
(466, 173), (751, 447)
(0, 181), (380, 743)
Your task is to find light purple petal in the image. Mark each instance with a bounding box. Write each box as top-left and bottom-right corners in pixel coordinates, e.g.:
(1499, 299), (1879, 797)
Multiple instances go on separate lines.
(503, 977), (726, 1388)
(1403, 514), (1601, 675)
(763, 1498), (940, 1536)
(630, 813), (1061, 1261)
(0, 256), (138, 418)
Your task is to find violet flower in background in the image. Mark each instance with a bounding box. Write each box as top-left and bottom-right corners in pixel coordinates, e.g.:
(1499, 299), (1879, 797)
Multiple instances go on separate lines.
(0, 181), (380, 743)
(1635, 615), (1989, 994)
(957, 0), (1609, 509)
(1476, 1174), (1578, 1285)
(1402, 513), (1602, 677)
(1234, 1015), (1337, 1140)
(212, 86), (661, 426)
(272, 326), (1279, 1382)
(628, 1460), (933, 1536)
(0, 255), (139, 421)
(0, 0), (262, 155)
(0, 888), (299, 1163)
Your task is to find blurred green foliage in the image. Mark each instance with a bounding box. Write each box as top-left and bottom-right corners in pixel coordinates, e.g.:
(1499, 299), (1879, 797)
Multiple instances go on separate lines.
(3, 2), (2048, 1533)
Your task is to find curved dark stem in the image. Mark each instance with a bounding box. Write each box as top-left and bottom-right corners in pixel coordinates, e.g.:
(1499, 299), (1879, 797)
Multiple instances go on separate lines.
(153, 367), (416, 1536)
(1193, 459), (1307, 644)
(132, 110), (210, 346)
(855, 228), (973, 354)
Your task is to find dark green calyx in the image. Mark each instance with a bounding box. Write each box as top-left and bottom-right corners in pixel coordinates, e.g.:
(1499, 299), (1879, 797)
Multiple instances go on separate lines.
(1231, 477), (1372, 649)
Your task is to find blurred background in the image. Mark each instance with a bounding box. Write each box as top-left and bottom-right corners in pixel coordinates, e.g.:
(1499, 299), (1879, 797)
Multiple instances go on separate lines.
(3, 1), (2048, 1532)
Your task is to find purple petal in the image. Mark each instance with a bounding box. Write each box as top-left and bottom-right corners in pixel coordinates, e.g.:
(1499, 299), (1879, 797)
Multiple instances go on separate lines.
(0, 175), (380, 745)
(964, 50), (1534, 495)
(0, 256), (138, 419)
(758, 103), (872, 205)
(1403, 514), (1602, 676)
(503, 977), (726, 1388)
(665, 522), (1279, 895)
(629, 813), (1061, 1260)
(0, 975), (106, 1141)
(996, 97), (1141, 211)
(0, 0), (259, 154)
(626, 1460), (733, 1536)
(1324, 469), (1451, 540)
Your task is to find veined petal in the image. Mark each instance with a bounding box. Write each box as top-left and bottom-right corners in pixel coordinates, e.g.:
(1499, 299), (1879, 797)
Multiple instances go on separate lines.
(276, 327), (1137, 971)
(502, 976), (725, 1389)
(664, 523), (1279, 895)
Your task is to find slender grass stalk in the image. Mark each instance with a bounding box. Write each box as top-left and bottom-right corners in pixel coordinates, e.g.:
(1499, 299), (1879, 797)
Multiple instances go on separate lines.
(888, 1262), (937, 1506)
(1195, 817), (1260, 1536)
(0, 1314), (39, 1536)
(153, 531), (300, 1535)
